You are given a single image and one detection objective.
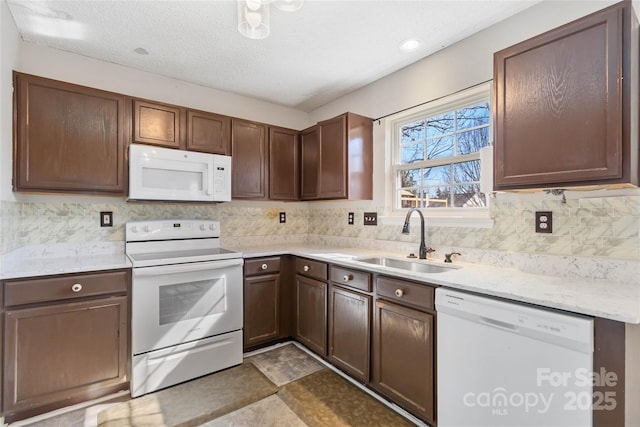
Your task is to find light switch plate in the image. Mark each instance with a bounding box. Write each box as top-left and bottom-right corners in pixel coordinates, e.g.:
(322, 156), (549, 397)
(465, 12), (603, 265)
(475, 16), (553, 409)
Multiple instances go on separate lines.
(535, 211), (552, 233)
(100, 211), (113, 227)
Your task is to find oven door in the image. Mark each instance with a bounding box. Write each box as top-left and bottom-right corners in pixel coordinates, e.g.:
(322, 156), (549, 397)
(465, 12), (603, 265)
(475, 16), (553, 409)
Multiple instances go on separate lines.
(132, 258), (243, 355)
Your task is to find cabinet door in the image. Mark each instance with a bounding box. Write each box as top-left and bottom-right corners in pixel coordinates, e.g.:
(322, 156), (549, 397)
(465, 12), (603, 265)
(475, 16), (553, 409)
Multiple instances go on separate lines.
(187, 110), (231, 155)
(3, 297), (128, 422)
(300, 126), (320, 200)
(494, 5), (625, 189)
(328, 285), (371, 382)
(244, 274), (280, 349)
(269, 127), (299, 200)
(133, 99), (185, 149)
(318, 115), (348, 198)
(13, 73), (126, 194)
(372, 299), (434, 423)
(231, 119), (268, 199)
(294, 275), (327, 356)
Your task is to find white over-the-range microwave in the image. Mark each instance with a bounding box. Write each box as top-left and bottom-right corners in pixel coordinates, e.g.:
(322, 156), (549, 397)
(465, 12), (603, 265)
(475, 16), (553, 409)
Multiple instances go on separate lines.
(128, 143), (232, 202)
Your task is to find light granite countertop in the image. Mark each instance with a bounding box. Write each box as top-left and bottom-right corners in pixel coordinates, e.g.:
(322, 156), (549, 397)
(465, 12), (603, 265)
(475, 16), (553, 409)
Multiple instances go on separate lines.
(233, 244), (640, 324)
(1, 243), (132, 280)
(2, 242), (638, 324)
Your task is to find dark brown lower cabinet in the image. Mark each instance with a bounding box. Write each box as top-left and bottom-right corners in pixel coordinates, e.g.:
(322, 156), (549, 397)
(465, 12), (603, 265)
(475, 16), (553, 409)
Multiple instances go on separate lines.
(244, 273), (280, 348)
(372, 299), (435, 424)
(3, 296), (128, 422)
(294, 274), (327, 356)
(328, 285), (371, 382)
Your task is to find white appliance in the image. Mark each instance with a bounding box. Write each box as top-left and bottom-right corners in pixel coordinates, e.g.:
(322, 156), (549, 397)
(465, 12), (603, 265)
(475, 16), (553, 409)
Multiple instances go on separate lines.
(436, 288), (594, 427)
(128, 143), (231, 202)
(125, 219), (243, 397)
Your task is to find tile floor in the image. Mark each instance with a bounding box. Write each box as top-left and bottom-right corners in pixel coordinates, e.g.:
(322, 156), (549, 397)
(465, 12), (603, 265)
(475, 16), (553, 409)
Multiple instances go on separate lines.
(13, 343), (420, 427)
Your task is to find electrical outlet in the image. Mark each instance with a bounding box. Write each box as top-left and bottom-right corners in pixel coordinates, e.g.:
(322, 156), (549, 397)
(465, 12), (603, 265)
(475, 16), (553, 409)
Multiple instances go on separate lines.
(364, 212), (377, 226)
(535, 211), (552, 233)
(100, 211), (113, 227)
(348, 212), (354, 225)
(279, 212), (286, 224)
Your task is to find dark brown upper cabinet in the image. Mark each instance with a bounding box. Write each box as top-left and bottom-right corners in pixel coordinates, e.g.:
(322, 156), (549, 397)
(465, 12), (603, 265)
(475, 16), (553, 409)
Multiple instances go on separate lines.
(187, 109), (231, 155)
(132, 99), (185, 149)
(301, 113), (373, 200)
(269, 126), (299, 200)
(231, 119), (268, 199)
(494, 2), (639, 190)
(300, 125), (320, 200)
(132, 99), (232, 155)
(13, 72), (127, 195)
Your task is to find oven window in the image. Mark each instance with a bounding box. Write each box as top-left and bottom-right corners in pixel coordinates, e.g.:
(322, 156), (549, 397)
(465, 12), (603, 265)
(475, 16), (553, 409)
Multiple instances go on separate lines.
(158, 279), (225, 325)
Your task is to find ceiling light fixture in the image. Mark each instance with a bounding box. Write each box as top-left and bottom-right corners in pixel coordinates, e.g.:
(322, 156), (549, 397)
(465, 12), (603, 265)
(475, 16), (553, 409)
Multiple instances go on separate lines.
(400, 39), (420, 52)
(237, 0), (270, 40)
(237, 0), (302, 40)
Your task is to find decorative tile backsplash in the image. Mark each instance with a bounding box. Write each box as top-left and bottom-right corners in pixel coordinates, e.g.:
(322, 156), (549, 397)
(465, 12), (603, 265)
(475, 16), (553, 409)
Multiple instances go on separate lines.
(1, 194), (638, 262)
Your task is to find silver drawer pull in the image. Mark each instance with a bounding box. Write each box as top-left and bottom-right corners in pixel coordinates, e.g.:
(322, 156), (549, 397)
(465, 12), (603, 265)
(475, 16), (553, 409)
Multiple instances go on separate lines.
(395, 289), (404, 297)
(261, 263), (268, 270)
(343, 274), (353, 281)
(303, 265), (310, 272)
(71, 283), (83, 293)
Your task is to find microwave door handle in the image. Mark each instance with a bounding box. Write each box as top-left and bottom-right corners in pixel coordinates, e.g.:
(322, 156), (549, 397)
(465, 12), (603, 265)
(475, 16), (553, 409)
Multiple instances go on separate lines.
(207, 164), (214, 195)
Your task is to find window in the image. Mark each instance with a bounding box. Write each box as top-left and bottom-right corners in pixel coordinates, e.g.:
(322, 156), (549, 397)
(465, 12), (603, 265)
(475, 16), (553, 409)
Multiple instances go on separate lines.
(392, 85), (491, 211)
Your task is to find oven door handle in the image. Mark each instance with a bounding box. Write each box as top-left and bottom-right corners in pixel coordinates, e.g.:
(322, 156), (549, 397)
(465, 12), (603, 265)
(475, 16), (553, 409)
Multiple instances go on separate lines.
(133, 258), (244, 276)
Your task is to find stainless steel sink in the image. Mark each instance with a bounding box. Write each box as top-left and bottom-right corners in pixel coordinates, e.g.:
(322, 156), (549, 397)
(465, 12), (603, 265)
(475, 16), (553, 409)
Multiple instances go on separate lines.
(357, 257), (458, 274)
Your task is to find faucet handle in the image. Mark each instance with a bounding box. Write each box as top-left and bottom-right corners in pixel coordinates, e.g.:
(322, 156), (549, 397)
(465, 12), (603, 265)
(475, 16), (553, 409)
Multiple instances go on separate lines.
(426, 247), (436, 254)
(444, 252), (461, 263)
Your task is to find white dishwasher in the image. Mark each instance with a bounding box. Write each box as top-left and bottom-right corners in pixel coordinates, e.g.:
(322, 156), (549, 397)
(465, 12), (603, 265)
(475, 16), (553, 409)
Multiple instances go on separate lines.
(436, 288), (594, 427)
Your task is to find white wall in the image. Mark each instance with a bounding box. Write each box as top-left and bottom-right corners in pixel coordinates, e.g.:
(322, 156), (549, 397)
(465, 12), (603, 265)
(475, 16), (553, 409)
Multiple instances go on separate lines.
(0, 1), (21, 201)
(1, 20), (310, 202)
(0, 0), (632, 206)
(309, 0), (618, 123)
(306, 0), (621, 208)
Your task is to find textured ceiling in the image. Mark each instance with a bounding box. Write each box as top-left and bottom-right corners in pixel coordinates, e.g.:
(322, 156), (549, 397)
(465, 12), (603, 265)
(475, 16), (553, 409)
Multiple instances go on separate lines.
(7, 0), (540, 112)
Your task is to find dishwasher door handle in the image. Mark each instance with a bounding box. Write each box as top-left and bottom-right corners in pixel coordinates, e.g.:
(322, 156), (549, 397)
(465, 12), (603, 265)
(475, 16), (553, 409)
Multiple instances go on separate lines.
(479, 316), (519, 332)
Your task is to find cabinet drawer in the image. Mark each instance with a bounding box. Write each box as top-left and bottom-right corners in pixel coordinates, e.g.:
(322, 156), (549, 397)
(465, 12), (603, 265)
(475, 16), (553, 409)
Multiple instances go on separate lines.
(295, 258), (327, 281)
(4, 269), (129, 307)
(376, 276), (434, 311)
(245, 257), (281, 276)
(330, 266), (371, 292)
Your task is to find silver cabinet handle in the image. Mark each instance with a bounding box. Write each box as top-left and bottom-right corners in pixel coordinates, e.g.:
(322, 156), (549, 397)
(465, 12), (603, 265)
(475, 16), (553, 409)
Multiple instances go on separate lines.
(395, 289), (404, 297)
(343, 274), (353, 281)
(71, 283), (83, 293)
(303, 265), (310, 272)
(261, 263), (268, 270)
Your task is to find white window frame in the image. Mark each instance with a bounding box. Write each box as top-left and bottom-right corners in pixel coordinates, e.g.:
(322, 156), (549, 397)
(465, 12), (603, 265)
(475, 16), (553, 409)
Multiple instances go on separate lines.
(382, 82), (494, 228)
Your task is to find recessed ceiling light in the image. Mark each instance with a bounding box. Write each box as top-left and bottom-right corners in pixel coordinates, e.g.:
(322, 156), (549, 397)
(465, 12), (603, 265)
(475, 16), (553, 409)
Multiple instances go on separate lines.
(400, 39), (420, 52)
(134, 47), (149, 55)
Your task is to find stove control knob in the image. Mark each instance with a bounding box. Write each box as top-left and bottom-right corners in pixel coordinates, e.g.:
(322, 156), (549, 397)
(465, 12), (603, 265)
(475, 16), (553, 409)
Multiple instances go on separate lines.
(144, 226), (151, 232)
(200, 224), (206, 231)
(209, 224), (216, 230)
(131, 226), (138, 233)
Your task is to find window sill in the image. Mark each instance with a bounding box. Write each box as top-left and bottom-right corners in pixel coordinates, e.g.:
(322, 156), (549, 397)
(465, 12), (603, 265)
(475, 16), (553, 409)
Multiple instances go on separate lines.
(380, 210), (494, 228)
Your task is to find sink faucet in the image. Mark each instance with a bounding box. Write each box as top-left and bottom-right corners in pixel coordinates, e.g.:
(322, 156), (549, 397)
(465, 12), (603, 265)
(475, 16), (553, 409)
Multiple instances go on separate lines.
(402, 208), (433, 259)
